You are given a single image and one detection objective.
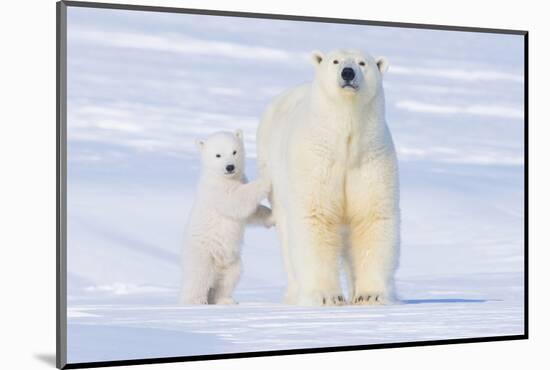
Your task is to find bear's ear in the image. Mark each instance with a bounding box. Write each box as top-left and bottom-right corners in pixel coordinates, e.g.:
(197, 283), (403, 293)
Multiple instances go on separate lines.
(234, 129), (243, 140)
(195, 138), (205, 151)
(376, 56), (389, 75)
(310, 50), (324, 66)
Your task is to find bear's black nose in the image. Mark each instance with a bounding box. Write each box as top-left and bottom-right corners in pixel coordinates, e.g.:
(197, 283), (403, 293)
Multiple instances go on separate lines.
(341, 67), (355, 81)
(225, 164), (235, 173)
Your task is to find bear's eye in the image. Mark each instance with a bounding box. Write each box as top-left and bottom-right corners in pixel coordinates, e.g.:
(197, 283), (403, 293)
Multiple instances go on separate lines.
(233, 150), (237, 155)
(359, 61), (366, 66)
(216, 154), (221, 158)
(333, 60), (339, 64)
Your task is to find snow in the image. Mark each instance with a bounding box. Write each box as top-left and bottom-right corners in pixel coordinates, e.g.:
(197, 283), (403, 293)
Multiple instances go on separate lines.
(68, 273), (523, 362)
(65, 6), (525, 364)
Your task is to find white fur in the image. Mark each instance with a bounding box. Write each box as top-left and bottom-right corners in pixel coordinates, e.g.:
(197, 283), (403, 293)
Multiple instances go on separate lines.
(180, 130), (273, 305)
(257, 49), (400, 306)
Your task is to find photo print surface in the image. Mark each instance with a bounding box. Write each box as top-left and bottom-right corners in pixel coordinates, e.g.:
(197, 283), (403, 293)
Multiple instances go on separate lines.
(63, 4), (526, 365)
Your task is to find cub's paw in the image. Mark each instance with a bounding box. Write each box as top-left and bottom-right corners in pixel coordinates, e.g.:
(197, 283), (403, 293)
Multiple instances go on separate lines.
(181, 297), (208, 305)
(264, 213), (276, 228)
(352, 292), (391, 305)
(299, 292), (346, 306)
(255, 205), (275, 228)
(215, 297), (238, 305)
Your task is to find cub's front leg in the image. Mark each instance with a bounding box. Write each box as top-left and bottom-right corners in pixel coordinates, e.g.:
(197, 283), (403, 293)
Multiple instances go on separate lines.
(218, 178), (271, 220)
(247, 205), (275, 227)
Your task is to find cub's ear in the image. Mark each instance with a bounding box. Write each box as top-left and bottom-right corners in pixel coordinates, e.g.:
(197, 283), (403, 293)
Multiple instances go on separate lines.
(234, 129), (243, 140)
(376, 56), (389, 75)
(195, 138), (205, 151)
(310, 50), (324, 66)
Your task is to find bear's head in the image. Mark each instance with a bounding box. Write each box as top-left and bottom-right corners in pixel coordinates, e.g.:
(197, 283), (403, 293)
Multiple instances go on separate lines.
(195, 130), (245, 179)
(310, 49), (388, 102)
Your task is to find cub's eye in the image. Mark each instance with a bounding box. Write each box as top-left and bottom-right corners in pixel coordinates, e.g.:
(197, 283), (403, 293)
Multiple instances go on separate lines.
(233, 150), (237, 155)
(333, 60), (339, 64)
(359, 61), (366, 66)
(216, 154), (221, 158)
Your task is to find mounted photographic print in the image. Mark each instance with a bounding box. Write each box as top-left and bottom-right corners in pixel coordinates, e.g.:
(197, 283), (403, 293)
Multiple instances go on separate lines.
(56, 1), (528, 368)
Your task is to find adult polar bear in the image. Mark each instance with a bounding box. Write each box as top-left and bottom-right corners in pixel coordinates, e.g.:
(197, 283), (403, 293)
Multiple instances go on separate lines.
(257, 49), (400, 306)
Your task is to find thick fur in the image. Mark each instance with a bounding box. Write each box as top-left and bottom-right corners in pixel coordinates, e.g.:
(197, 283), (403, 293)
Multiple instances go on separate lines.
(180, 130), (273, 305)
(257, 49), (400, 306)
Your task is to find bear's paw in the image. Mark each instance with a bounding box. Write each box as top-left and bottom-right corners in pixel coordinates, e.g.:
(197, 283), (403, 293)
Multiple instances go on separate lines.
(352, 292), (391, 306)
(215, 297), (238, 305)
(298, 291), (346, 306)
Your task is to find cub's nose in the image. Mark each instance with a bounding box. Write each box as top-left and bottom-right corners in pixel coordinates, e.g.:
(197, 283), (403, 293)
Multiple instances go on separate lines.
(225, 164), (235, 173)
(341, 67), (356, 81)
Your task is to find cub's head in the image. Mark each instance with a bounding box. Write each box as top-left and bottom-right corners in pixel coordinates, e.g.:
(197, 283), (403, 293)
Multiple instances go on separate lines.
(196, 130), (245, 179)
(310, 49), (388, 101)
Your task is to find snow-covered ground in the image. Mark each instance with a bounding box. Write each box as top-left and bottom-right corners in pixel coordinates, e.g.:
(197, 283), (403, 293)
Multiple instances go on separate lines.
(65, 6), (525, 364)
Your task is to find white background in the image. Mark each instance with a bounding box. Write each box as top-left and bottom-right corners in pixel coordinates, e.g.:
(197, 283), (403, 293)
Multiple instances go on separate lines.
(0, 0), (547, 369)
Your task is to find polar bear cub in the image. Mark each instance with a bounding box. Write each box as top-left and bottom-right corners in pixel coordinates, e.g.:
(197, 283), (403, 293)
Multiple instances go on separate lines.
(180, 130), (273, 305)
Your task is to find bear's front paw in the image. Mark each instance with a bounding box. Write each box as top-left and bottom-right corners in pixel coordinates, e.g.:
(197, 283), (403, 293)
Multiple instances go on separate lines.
(215, 297), (238, 305)
(298, 291), (346, 306)
(352, 292), (391, 305)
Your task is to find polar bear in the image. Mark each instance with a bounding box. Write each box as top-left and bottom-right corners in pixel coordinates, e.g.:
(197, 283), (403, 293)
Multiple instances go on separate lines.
(180, 130), (273, 305)
(257, 49), (400, 306)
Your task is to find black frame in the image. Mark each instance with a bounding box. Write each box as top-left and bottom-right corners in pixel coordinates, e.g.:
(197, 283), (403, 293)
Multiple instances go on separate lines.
(56, 1), (529, 368)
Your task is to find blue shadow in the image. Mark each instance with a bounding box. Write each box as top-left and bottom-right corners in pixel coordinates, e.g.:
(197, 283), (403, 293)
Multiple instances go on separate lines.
(403, 298), (487, 305)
